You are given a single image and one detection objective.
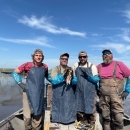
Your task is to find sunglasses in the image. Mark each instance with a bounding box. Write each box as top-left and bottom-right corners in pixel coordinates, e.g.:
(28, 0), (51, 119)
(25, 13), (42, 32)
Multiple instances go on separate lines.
(103, 51), (112, 55)
(60, 58), (68, 61)
(79, 56), (87, 59)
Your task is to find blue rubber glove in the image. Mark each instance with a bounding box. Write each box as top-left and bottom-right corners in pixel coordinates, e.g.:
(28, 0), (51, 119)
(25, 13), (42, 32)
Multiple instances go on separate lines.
(12, 72), (22, 84)
(72, 76), (78, 85)
(51, 73), (65, 85)
(88, 74), (100, 84)
(125, 78), (130, 93)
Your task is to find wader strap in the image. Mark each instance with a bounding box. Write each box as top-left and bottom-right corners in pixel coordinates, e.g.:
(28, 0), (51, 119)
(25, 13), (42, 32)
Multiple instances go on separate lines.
(78, 62), (80, 67)
(113, 61), (118, 80)
(56, 65), (61, 75)
(90, 63), (93, 68)
(87, 62), (88, 68)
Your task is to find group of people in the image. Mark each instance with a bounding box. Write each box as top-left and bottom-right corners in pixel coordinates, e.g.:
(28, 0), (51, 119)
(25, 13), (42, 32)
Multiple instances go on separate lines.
(12, 49), (130, 130)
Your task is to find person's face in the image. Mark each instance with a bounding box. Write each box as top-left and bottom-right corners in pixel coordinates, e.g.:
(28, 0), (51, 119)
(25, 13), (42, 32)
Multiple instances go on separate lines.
(102, 51), (113, 64)
(34, 52), (43, 64)
(60, 56), (68, 66)
(79, 55), (88, 64)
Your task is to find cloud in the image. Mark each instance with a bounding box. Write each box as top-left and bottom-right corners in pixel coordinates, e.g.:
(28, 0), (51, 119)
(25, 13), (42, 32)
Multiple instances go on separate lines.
(91, 33), (102, 37)
(91, 43), (130, 54)
(120, 28), (130, 42)
(0, 37), (54, 48)
(18, 15), (86, 37)
(2, 9), (19, 19)
(122, 10), (130, 23)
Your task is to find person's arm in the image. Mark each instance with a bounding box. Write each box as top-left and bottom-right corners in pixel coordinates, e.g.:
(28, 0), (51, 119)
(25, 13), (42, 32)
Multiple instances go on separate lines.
(91, 65), (100, 83)
(124, 77), (130, 93)
(118, 62), (130, 99)
(43, 63), (48, 79)
(71, 63), (78, 85)
(91, 64), (98, 76)
(12, 63), (26, 84)
(14, 68), (21, 73)
(119, 62), (130, 78)
(12, 62), (27, 83)
(71, 76), (78, 85)
(49, 66), (65, 85)
(81, 64), (100, 84)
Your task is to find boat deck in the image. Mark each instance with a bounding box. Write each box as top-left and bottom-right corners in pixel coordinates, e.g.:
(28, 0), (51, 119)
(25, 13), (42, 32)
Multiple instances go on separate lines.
(1, 108), (130, 130)
(44, 110), (102, 130)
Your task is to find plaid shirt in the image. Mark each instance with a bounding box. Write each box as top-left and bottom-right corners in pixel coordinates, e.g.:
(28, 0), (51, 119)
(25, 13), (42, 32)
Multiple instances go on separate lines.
(18, 62), (48, 77)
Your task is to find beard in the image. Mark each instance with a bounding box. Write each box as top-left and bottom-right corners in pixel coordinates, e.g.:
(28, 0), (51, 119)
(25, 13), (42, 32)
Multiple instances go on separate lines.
(103, 57), (113, 64)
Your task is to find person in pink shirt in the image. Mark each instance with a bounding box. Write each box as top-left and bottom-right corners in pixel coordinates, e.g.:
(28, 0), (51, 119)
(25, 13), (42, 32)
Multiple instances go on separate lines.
(12, 49), (48, 130)
(97, 49), (130, 130)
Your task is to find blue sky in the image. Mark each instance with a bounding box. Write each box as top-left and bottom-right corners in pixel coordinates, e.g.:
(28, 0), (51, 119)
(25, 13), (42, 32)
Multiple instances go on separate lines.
(0, 0), (130, 69)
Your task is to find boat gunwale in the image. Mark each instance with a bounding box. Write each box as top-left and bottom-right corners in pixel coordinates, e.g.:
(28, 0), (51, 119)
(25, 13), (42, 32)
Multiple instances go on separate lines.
(0, 108), (23, 127)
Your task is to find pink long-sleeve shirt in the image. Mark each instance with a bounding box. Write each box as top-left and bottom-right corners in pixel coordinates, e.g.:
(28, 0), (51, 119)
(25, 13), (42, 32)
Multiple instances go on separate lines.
(97, 60), (130, 79)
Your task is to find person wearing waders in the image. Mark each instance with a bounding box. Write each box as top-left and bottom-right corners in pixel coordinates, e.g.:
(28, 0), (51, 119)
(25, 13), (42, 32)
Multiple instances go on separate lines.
(12, 49), (48, 130)
(73, 51), (100, 130)
(97, 49), (130, 130)
(48, 53), (78, 124)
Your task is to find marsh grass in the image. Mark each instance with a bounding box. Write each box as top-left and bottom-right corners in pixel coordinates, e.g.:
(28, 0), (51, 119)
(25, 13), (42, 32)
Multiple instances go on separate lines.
(0, 68), (14, 72)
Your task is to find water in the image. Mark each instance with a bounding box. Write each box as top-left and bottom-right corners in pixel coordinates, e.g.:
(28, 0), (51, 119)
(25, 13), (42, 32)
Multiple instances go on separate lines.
(124, 95), (130, 116)
(0, 72), (23, 121)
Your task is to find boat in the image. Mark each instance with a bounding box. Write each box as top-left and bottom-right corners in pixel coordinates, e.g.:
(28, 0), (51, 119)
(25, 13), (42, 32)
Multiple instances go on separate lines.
(0, 101), (130, 130)
(0, 73), (130, 130)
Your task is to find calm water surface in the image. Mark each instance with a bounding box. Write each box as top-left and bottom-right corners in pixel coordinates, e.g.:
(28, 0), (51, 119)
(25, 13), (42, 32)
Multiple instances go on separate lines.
(0, 73), (23, 121)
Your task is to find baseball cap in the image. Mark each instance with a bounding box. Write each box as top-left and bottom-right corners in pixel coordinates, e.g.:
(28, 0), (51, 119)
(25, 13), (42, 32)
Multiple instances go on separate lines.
(60, 53), (69, 58)
(102, 49), (112, 54)
(78, 51), (87, 57)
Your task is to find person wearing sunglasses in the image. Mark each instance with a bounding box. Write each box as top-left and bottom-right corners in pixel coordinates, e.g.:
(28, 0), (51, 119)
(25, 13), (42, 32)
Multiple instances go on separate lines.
(48, 53), (78, 125)
(97, 49), (130, 130)
(73, 51), (100, 130)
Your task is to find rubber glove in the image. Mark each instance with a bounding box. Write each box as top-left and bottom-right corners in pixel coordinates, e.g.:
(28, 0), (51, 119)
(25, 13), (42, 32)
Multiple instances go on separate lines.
(121, 91), (129, 100)
(124, 78), (130, 93)
(12, 72), (22, 84)
(72, 76), (78, 85)
(88, 74), (100, 84)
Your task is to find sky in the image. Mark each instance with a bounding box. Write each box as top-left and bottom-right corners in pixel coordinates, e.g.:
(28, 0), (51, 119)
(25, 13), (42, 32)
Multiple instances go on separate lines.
(0, 0), (130, 69)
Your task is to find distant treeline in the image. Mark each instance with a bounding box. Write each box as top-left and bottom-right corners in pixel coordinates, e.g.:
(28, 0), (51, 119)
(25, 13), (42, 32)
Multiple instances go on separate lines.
(0, 68), (51, 77)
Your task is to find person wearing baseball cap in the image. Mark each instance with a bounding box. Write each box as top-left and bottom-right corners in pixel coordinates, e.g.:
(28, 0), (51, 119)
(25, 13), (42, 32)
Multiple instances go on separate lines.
(73, 51), (100, 130)
(12, 49), (48, 130)
(60, 52), (69, 58)
(48, 52), (78, 124)
(97, 49), (130, 130)
(102, 49), (112, 54)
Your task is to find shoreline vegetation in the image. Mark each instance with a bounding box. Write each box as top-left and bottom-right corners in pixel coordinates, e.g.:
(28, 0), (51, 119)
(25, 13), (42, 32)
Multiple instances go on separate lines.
(0, 68), (14, 72)
(0, 68), (14, 74)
